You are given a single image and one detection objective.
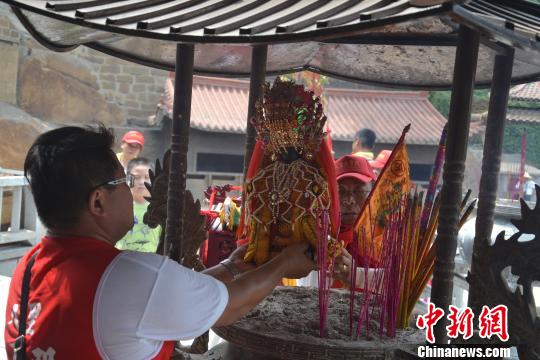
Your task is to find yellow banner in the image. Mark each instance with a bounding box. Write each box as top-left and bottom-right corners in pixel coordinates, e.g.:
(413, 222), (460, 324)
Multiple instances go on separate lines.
(354, 125), (411, 263)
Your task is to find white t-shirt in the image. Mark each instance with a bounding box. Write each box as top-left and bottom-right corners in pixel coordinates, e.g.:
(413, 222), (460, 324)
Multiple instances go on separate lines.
(93, 251), (229, 360)
(524, 180), (535, 195)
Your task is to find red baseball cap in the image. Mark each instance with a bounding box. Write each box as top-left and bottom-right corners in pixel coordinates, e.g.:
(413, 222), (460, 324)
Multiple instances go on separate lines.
(122, 131), (144, 148)
(335, 155), (376, 183)
(370, 150), (392, 169)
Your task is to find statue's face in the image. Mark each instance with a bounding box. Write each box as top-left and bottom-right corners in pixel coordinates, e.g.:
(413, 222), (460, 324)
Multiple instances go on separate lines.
(338, 178), (372, 226)
(277, 147), (302, 164)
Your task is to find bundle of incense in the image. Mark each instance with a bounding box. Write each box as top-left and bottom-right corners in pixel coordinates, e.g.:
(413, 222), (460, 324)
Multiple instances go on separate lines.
(353, 194), (409, 339)
(350, 187), (477, 335)
(400, 190), (476, 327)
(354, 226), (375, 339)
(349, 231), (358, 336)
(420, 125), (447, 237)
(317, 210), (331, 338)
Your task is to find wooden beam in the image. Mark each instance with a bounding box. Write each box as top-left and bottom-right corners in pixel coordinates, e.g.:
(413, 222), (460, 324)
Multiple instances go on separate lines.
(468, 47), (515, 312)
(431, 24), (479, 344)
(165, 43), (194, 262)
(243, 45), (268, 177)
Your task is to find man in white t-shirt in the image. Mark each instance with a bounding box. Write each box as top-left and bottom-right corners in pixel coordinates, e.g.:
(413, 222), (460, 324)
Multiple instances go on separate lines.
(523, 173), (536, 202)
(516, 172), (536, 202)
(6, 125), (316, 359)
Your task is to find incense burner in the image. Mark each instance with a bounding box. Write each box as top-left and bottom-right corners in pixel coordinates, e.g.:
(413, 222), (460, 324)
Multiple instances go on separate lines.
(213, 287), (423, 360)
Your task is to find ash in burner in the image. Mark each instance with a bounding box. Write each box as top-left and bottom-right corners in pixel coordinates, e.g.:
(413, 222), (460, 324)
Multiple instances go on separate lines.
(232, 287), (423, 348)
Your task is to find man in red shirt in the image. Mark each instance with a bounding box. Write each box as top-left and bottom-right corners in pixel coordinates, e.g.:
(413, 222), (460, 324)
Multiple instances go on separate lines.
(6, 126), (316, 359)
(335, 155), (377, 247)
(333, 155), (378, 286)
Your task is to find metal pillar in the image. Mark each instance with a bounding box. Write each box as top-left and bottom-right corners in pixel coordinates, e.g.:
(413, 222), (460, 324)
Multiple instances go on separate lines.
(468, 47), (515, 312)
(243, 45), (268, 176)
(431, 25), (479, 344)
(165, 43), (195, 263)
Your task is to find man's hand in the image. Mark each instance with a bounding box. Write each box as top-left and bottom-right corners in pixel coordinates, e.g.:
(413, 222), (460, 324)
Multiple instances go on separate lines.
(276, 242), (318, 279)
(333, 247), (352, 285)
(214, 242), (315, 327)
(228, 245), (255, 273)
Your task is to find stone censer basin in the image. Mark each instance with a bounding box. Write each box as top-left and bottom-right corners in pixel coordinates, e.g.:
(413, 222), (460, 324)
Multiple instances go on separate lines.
(213, 287), (423, 360)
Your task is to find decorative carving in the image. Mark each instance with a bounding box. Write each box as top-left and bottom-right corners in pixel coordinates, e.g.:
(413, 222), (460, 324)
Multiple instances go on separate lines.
(144, 149), (209, 353)
(144, 150), (170, 256)
(467, 185), (540, 358)
(179, 190), (206, 271)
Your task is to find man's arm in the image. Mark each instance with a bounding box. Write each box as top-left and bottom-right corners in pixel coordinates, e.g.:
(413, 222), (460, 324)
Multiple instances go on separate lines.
(202, 246), (254, 283)
(202, 263), (234, 283)
(212, 243), (316, 327)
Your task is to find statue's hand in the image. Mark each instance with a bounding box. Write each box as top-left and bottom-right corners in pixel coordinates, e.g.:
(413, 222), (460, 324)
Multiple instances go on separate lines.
(278, 242), (318, 279)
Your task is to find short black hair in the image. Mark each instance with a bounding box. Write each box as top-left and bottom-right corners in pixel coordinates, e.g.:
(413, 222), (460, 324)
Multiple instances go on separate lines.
(24, 125), (118, 229)
(355, 128), (377, 150)
(126, 157), (153, 174)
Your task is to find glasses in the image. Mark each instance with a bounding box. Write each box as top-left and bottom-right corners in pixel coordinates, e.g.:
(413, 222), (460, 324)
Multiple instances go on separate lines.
(89, 176), (134, 194)
(129, 174), (150, 183)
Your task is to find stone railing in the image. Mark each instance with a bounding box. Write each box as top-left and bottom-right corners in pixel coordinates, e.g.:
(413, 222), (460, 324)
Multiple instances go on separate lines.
(0, 168), (42, 276)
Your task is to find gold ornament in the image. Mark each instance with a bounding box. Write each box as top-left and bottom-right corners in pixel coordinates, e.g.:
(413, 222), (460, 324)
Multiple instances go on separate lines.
(251, 78), (327, 159)
(243, 79), (333, 267)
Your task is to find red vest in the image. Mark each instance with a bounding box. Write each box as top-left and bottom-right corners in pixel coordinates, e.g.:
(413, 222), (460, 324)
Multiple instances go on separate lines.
(5, 236), (175, 359)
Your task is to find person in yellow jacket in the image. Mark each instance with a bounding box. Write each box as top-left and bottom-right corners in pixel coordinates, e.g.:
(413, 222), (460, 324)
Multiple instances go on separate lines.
(352, 128), (377, 160)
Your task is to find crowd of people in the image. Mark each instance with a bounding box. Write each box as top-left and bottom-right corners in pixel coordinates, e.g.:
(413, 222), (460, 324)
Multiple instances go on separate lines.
(5, 124), (394, 359)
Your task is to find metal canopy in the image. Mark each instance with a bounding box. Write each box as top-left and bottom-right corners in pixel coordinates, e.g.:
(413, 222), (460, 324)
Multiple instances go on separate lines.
(4, 0), (540, 89)
(4, 0), (455, 43)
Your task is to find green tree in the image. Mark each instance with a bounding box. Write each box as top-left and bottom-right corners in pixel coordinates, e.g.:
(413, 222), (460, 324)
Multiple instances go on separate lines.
(503, 124), (540, 169)
(428, 88), (540, 161)
(428, 91), (451, 118)
(428, 89), (490, 119)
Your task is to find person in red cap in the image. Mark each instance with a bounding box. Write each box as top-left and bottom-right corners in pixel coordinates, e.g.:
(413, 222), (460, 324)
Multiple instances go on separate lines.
(369, 149), (392, 177)
(116, 130), (145, 168)
(304, 156), (383, 289)
(335, 155), (376, 230)
(331, 155), (379, 287)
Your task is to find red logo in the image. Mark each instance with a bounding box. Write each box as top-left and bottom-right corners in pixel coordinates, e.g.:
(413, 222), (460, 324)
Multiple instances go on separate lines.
(416, 302), (445, 344)
(479, 305), (509, 342)
(446, 305), (474, 340)
(417, 304), (509, 343)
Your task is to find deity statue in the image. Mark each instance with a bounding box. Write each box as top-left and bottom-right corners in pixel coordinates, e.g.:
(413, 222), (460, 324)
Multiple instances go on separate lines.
(240, 78), (340, 267)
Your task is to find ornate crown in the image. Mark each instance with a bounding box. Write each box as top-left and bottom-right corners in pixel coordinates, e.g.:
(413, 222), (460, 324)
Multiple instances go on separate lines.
(252, 78), (327, 159)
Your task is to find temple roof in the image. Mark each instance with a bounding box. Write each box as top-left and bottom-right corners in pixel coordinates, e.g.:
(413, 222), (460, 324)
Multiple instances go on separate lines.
(157, 75), (447, 145)
(3, 0), (540, 88)
(510, 81), (540, 102)
(506, 108), (540, 123)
